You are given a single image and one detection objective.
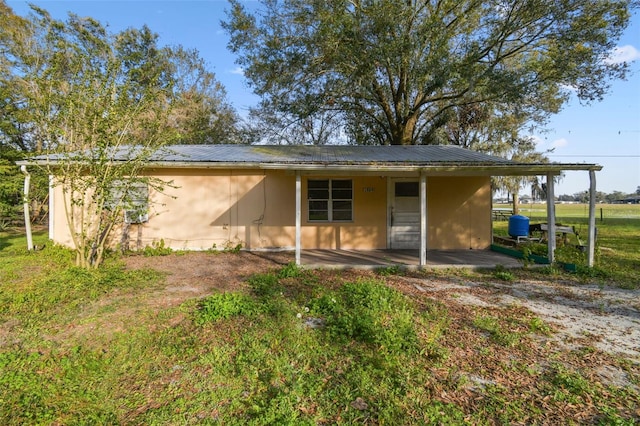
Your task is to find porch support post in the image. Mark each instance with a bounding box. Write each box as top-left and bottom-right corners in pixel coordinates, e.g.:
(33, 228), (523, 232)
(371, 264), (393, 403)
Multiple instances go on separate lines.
(20, 166), (34, 251)
(546, 173), (556, 264)
(587, 169), (597, 267)
(295, 171), (301, 266)
(49, 175), (54, 240)
(420, 173), (427, 266)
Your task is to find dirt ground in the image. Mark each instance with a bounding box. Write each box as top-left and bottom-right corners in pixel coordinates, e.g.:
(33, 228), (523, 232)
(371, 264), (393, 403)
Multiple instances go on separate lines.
(124, 251), (640, 364)
(393, 275), (640, 361)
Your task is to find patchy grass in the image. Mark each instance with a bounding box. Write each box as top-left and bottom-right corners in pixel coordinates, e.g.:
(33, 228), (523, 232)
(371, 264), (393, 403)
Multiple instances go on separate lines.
(1, 229), (638, 424)
(493, 203), (640, 289)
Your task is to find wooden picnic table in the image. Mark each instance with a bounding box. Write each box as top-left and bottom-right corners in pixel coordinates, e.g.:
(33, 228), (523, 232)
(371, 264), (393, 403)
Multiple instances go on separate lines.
(492, 208), (512, 221)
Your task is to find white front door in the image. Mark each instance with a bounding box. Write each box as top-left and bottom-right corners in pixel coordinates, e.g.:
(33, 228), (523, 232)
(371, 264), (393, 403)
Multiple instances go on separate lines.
(390, 179), (421, 249)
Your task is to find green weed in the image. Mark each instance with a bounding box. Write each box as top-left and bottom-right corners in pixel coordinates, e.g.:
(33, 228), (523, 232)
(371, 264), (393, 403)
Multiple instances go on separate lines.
(142, 239), (173, 256)
(196, 292), (261, 324)
(247, 272), (282, 298)
(548, 363), (593, 404)
(492, 264), (515, 281)
(277, 261), (302, 279)
(375, 264), (402, 276)
(310, 279), (419, 355)
(211, 240), (243, 253)
(528, 317), (552, 335)
(473, 315), (522, 347)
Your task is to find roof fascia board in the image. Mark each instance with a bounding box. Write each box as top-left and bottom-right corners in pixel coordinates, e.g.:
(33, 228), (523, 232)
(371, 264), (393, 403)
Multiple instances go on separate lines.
(17, 159), (602, 175)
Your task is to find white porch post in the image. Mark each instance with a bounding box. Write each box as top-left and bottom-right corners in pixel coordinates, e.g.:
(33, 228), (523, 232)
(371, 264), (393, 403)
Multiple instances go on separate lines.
(587, 169), (597, 267)
(49, 175), (54, 240)
(20, 166), (34, 251)
(295, 171), (301, 266)
(420, 173), (427, 266)
(546, 173), (556, 264)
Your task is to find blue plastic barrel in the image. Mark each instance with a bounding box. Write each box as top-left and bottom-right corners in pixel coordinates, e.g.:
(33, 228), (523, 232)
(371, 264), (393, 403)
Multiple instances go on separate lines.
(508, 215), (530, 238)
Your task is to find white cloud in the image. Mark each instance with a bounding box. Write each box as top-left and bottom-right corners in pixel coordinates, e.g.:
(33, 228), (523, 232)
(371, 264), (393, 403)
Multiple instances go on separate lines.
(604, 45), (640, 65)
(550, 138), (569, 149)
(230, 67), (244, 75)
(529, 135), (545, 147)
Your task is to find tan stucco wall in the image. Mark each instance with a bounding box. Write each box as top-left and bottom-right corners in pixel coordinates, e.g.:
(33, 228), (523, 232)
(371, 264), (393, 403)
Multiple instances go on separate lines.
(49, 169), (490, 252)
(51, 184), (74, 247)
(301, 175), (387, 250)
(142, 169), (297, 250)
(427, 176), (492, 250)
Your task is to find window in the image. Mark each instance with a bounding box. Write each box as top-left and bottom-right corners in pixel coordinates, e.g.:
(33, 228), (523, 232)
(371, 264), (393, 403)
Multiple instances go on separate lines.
(308, 179), (352, 222)
(395, 182), (419, 197)
(107, 180), (149, 224)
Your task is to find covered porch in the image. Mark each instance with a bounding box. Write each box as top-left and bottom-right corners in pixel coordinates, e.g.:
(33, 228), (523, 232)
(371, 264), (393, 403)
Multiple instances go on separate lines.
(293, 167), (601, 268)
(298, 248), (522, 269)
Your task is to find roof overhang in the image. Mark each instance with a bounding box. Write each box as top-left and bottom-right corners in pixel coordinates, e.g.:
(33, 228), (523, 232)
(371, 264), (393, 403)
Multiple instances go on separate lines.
(16, 143), (602, 177)
(18, 158), (602, 177)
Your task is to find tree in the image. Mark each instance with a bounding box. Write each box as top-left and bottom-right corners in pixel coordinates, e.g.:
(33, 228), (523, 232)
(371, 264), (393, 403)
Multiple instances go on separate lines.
(247, 107), (344, 145)
(164, 45), (242, 144)
(0, 1), (37, 152)
(224, 0), (634, 146)
(1, 6), (181, 267)
(2, 2), (241, 152)
(1, 2), (242, 266)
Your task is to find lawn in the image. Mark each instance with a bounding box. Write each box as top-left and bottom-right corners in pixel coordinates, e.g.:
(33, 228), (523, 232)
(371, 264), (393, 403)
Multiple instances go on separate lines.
(0, 224), (638, 424)
(493, 203), (640, 289)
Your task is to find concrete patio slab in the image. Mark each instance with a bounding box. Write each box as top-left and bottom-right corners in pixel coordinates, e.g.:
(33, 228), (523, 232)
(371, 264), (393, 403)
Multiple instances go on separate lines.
(299, 248), (523, 270)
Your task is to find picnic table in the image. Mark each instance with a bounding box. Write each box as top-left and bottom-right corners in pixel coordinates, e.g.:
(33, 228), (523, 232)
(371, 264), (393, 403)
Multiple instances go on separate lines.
(530, 223), (577, 244)
(492, 208), (512, 221)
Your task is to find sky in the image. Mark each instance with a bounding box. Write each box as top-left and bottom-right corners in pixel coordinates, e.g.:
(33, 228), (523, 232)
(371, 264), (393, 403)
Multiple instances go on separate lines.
(6, 0), (640, 196)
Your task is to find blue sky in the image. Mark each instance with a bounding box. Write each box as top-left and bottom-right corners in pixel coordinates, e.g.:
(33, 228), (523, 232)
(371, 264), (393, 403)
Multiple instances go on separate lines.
(7, 0), (640, 196)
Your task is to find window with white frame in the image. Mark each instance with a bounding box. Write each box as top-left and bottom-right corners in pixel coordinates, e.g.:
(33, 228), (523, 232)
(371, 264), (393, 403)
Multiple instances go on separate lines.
(107, 180), (149, 224)
(307, 179), (353, 222)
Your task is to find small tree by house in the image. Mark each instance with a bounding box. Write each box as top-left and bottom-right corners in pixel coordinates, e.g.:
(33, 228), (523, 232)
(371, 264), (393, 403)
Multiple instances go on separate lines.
(5, 7), (178, 268)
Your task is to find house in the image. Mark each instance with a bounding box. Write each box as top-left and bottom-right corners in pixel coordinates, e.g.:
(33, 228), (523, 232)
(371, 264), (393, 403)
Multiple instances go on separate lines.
(615, 195), (640, 204)
(19, 144), (602, 267)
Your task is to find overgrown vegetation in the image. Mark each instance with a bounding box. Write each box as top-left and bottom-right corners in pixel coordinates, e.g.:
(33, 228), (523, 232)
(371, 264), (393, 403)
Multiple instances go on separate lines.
(1, 228), (638, 424)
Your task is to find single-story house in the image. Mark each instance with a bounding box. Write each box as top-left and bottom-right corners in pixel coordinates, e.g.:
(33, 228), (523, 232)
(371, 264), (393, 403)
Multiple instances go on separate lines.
(18, 144), (602, 267)
(614, 195), (640, 204)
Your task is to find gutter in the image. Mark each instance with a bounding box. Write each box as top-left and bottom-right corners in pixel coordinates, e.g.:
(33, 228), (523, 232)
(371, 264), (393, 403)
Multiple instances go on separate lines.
(17, 158), (602, 175)
(20, 165), (34, 251)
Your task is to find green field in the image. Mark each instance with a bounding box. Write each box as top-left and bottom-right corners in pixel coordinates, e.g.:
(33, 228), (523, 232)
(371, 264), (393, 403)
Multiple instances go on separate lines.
(518, 202), (640, 221)
(493, 203), (640, 288)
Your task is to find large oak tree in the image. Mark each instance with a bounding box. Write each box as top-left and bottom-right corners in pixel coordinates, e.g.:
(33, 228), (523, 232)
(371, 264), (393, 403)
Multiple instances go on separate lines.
(224, 0), (634, 146)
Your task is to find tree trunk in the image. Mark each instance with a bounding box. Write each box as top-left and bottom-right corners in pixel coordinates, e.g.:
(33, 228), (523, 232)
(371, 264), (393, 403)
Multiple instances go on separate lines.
(390, 116), (417, 145)
(512, 192), (519, 215)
